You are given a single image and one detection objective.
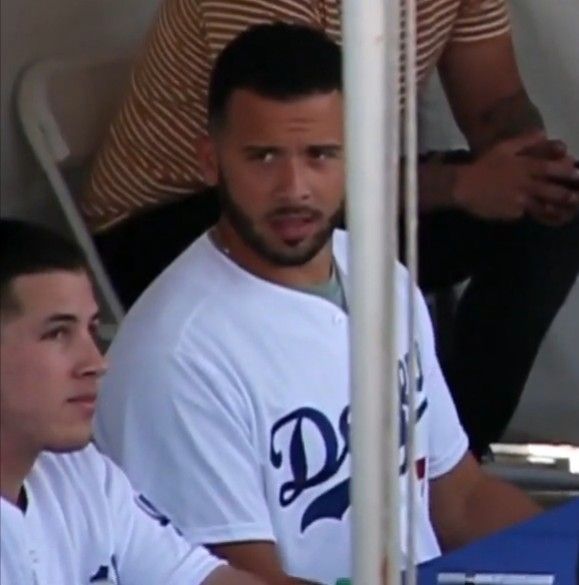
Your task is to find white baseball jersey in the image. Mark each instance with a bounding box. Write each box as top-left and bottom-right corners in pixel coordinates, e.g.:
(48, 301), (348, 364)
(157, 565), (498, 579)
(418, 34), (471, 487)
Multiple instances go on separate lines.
(0, 444), (223, 585)
(95, 230), (469, 584)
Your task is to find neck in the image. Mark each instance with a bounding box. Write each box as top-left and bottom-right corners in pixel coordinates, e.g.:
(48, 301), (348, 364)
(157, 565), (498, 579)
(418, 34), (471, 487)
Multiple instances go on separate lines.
(0, 435), (36, 507)
(214, 221), (334, 288)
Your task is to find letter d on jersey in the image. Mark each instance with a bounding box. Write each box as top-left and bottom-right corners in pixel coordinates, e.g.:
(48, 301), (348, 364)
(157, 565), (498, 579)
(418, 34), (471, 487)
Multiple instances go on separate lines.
(270, 406), (350, 532)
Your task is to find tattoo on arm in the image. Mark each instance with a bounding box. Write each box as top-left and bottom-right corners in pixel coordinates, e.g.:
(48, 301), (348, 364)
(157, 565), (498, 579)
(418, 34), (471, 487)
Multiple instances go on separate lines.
(480, 89), (544, 145)
(414, 153), (461, 211)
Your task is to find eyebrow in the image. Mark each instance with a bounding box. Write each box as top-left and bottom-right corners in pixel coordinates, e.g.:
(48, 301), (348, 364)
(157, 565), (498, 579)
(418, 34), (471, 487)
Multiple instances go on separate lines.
(307, 144), (343, 152)
(242, 144), (343, 153)
(43, 311), (101, 325)
(242, 145), (282, 154)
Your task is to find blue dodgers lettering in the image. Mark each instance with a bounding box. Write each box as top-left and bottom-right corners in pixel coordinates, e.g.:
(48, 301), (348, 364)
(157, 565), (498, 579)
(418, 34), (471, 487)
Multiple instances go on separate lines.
(398, 343), (427, 475)
(270, 346), (428, 532)
(89, 558), (118, 584)
(301, 477), (350, 532)
(89, 566), (109, 581)
(270, 407), (350, 506)
(270, 407), (350, 531)
(135, 494), (171, 526)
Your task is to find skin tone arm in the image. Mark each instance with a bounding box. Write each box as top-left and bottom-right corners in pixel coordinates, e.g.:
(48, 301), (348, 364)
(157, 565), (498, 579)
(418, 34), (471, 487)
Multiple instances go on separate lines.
(208, 542), (323, 585)
(203, 565), (268, 585)
(429, 452), (540, 551)
(417, 32), (579, 225)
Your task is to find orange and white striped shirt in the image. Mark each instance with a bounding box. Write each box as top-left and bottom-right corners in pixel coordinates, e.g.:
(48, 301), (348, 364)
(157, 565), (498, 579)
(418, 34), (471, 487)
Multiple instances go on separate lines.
(82, 0), (510, 231)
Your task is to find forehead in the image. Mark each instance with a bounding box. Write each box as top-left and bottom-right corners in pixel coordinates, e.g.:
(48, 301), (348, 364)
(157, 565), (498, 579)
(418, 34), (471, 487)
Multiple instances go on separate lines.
(221, 89), (344, 142)
(7, 271), (97, 320)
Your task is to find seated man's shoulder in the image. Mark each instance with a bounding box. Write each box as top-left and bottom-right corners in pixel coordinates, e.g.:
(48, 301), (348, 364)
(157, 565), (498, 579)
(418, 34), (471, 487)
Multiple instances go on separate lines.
(32, 444), (109, 490)
(121, 235), (232, 333)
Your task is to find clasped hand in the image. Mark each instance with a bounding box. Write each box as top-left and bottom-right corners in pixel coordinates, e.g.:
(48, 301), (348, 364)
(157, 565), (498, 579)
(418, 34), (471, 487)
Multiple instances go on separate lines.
(453, 131), (579, 226)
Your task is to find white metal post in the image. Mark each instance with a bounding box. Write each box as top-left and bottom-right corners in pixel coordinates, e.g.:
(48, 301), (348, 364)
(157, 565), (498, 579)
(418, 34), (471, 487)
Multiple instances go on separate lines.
(343, 0), (402, 583)
(403, 0), (419, 582)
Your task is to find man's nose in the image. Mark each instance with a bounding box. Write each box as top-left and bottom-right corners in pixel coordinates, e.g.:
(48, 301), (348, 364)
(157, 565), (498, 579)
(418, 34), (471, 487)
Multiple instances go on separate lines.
(277, 157), (312, 200)
(78, 336), (108, 379)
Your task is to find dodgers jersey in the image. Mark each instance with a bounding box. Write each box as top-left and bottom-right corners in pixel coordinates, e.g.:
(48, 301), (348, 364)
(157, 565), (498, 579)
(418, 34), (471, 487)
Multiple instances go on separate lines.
(95, 230), (468, 584)
(0, 445), (222, 585)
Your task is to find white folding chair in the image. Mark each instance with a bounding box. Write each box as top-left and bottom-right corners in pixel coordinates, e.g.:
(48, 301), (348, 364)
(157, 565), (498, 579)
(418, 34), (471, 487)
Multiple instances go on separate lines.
(17, 55), (133, 338)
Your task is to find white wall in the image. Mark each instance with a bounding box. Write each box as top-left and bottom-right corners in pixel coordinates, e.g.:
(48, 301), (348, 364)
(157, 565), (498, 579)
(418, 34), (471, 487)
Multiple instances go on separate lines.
(420, 0), (579, 153)
(509, 0), (579, 154)
(0, 0), (159, 224)
(419, 0), (579, 444)
(504, 0), (579, 445)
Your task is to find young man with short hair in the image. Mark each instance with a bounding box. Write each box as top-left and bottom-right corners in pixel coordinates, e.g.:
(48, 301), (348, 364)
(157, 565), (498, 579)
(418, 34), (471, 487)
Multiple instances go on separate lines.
(85, 0), (579, 461)
(0, 219), (262, 585)
(95, 24), (540, 585)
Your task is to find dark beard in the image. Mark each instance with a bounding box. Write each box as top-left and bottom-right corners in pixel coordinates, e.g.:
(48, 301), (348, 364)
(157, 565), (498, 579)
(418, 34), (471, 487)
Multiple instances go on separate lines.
(216, 177), (344, 267)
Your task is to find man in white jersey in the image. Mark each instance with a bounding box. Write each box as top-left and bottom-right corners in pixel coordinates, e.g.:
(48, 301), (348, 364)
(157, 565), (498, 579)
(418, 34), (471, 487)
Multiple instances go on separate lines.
(95, 24), (540, 585)
(0, 219), (263, 585)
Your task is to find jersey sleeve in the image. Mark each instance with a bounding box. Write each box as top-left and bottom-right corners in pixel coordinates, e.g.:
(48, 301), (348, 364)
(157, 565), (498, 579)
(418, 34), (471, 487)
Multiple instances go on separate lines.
(415, 289), (469, 479)
(100, 454), (224, 585)
(450, 0), (510, 44)
(96, 336), (276, 547)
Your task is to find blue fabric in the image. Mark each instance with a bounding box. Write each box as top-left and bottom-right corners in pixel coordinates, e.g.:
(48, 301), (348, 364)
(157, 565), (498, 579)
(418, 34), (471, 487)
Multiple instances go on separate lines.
(418, 499), (579, 585)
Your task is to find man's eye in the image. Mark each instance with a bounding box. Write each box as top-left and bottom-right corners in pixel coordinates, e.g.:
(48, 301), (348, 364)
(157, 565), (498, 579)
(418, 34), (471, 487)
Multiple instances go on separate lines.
(250, 150), (276, 163)
(309, 147), (340, 161)
(41, 327), (68, 341)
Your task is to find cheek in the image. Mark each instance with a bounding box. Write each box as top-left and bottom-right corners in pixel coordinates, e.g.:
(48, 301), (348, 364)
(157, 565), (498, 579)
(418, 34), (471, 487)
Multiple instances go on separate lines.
(0, 350), (61, 413)
(225, 167), (274, 210)
(317, 169), (345, 202)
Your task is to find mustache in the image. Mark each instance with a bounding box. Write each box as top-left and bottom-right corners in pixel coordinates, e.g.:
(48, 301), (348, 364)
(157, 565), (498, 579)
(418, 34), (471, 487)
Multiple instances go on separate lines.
(266, 206), (323, 221)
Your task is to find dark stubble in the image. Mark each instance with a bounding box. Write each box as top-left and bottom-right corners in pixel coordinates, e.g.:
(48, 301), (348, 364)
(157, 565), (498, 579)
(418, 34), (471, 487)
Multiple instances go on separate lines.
(217, 177), (344, 267)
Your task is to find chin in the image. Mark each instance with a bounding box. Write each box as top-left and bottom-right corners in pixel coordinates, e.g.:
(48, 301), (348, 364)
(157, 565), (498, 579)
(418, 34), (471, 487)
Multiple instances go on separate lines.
(45, 428), (94, 455)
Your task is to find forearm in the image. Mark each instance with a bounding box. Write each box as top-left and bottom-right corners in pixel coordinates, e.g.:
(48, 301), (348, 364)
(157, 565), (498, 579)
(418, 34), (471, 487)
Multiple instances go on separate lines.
(205, 567), (318, 585)
(414, 150), (479, 213)
(207, 543), (322, 585)
(416, 154), (461, 212)
(438, 474), (540, 551)
(206, 565), (320, 585)
(414, 91), (553, 215)
(204, 566), (267, 585)
(469, 89), (545, 154)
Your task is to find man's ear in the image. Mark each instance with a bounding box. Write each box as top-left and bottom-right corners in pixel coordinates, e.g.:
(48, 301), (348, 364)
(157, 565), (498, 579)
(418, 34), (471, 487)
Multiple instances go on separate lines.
(196, 135), (219, 186)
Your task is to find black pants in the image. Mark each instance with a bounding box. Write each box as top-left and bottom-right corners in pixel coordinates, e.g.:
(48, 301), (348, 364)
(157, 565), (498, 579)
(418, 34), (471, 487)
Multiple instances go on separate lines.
(411, 210), (579, 457)
(96, 187), (579, 458)
(95, 189), (221, 309)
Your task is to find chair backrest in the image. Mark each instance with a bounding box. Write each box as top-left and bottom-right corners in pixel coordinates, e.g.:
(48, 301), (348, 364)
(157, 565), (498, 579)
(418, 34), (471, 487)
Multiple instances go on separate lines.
(17, 55), (133, 333)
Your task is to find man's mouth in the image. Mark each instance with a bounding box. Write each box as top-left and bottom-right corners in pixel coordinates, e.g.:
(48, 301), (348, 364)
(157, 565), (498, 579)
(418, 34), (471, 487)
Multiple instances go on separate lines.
(67, 394), (98, 414)
(268, 209), (321, 243)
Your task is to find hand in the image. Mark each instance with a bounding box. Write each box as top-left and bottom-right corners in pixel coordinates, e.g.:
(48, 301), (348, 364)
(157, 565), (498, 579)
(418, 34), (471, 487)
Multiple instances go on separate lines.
(517, 136), (568, 160)
(452, 132), (579, 225)
(518, 137), (579, 225)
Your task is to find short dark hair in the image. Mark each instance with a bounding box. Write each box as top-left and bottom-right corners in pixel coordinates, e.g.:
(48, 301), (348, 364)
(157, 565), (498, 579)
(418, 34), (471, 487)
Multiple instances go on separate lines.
(0, 219), (87, 316)
(208, 22), (342, 130)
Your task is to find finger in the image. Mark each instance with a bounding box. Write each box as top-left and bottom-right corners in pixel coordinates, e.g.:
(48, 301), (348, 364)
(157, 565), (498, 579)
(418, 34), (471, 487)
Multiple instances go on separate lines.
(530, 183), (579, 208)
(528, 159), (579, 189)
(527, 192), (578, 220)
(501, 131), (548, 155)
(520, 138), (569, 160)
(526, 199), (575, 226)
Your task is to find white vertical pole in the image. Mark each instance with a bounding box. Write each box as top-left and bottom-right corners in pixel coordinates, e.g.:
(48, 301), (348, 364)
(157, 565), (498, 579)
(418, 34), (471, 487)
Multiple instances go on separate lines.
(343, 0), (401, 583)
(403, 0), (419, 582)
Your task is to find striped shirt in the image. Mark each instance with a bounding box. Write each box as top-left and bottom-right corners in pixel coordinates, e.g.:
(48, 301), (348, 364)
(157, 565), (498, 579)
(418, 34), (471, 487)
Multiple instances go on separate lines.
(82, 0), (510, 232)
